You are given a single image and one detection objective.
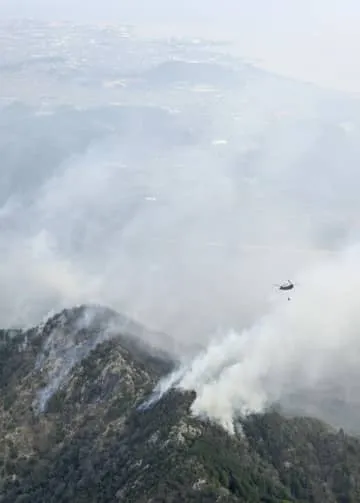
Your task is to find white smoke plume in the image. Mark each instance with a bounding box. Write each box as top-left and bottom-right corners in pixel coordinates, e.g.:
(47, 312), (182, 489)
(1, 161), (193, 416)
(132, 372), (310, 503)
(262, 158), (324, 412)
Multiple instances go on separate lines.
(152, 243), (360, 433)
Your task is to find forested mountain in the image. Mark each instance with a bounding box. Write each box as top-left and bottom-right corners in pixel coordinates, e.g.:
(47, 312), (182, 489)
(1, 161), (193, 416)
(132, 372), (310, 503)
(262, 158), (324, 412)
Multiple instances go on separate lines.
(1, 305), (360, 503)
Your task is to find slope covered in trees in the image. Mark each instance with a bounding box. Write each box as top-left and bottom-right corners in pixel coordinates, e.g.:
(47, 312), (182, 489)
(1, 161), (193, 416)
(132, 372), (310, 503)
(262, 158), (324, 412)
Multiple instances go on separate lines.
(0, 305), (360, 503)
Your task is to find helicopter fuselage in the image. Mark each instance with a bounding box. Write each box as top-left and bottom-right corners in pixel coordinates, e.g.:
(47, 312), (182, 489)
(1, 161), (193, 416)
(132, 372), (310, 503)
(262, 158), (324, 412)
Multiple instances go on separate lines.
(279, 285), (294, 290)
(279, 283), (294, 291)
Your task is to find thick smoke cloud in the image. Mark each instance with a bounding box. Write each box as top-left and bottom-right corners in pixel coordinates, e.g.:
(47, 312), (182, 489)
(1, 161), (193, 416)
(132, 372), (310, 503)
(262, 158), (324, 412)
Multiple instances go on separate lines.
(0, 117), (344, 345)
(159, 244), (360, 433)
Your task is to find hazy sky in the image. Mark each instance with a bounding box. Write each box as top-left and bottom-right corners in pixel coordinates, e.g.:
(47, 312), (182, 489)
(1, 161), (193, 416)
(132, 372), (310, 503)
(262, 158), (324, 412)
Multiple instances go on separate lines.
(2, 0), (360, 92)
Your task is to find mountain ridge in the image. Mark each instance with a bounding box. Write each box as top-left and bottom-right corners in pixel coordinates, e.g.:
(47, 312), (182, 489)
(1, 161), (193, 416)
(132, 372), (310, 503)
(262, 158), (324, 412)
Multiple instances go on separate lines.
(1, 305), (360, 502)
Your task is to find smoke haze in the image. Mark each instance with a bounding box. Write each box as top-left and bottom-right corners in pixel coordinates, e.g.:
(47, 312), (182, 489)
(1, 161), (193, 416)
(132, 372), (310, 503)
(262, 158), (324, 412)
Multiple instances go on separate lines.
(2, 15), (360, 431)
(3, 0), (360, 92)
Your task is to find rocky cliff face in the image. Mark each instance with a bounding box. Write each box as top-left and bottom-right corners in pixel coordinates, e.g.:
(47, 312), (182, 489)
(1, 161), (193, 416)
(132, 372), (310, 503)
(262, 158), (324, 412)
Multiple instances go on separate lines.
(1, 305), (360, 503)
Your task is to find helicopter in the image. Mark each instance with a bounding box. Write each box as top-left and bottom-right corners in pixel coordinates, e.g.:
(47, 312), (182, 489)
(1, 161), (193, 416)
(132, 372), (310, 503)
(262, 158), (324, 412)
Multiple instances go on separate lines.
(274, 280), (294, 300)
(278, 280), (294, 291)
